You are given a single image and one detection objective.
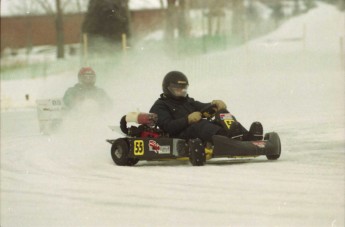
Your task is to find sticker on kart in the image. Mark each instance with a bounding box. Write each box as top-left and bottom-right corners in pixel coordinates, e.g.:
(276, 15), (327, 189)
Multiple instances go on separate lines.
(224, 119), (235, 129)
(149, 140), (170, 154)
(251, 141), (266, 148)
(219, 113), (233, 120)
(220, 113), (235, 129)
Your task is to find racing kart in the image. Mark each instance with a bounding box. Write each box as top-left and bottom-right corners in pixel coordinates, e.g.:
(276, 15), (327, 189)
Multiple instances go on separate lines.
(106, 105), (281, 166)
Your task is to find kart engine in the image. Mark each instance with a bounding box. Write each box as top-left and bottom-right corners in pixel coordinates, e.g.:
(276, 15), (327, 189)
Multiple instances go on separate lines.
(120, 112), (165, 138)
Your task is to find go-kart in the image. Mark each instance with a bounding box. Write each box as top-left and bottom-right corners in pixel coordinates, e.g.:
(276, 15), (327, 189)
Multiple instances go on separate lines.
(106, 105), (281, 166)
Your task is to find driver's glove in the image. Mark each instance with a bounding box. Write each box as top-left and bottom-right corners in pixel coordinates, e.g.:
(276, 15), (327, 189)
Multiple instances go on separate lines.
(188, 112), (202, 124)
(211, 100), (227, 111)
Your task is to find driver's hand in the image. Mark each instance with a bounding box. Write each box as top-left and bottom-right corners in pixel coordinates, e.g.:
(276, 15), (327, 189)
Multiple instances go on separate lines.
(188, 112), (202, 124)
(211, 100), (227, 111)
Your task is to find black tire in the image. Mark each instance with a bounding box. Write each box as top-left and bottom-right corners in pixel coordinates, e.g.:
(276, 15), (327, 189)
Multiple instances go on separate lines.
(126, 158), (140, 166)
(265, 132), (281, 160)
(189, 138), (206, 166)
(111, 139), (139, 166)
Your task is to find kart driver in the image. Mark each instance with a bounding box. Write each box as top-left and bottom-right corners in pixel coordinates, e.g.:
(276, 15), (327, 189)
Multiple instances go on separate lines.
(149, 71), (263, 143)
(63, 67), (112, 111)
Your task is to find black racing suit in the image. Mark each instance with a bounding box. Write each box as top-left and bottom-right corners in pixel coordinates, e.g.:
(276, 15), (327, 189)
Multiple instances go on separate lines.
(63, 83), (112, 111)
(150, 94), (227, 142)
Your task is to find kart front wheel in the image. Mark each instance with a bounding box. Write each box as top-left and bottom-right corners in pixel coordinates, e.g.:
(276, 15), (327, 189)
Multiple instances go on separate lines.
(265, 132), (281, 160)
(189, 138), (206, 166)
(111, 139), (139, 166)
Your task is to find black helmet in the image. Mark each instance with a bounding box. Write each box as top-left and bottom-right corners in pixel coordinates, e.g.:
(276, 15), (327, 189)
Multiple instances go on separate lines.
(162, 71), (189, 99)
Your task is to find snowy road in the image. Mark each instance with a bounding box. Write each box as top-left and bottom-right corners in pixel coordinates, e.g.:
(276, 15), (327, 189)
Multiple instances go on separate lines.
(1, 108), (344, 226)
(1, 3), (344, 227)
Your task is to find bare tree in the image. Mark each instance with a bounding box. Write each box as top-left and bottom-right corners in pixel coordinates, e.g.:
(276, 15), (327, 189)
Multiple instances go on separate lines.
(231, 0), (245, 40)
(166, 0), (177, 40)
(35, 0), (55, 14)
(165, 0), (191, 40)
(75, 0), (83, 12)
(177, 0), (192, 38)
(56, 0), (64, 59)
(9, 0), (87, 59)
(82, 0), (131, 53)
(35, 0), (87, 58)
(206, 0), (226, 36)
(159, 0), (165, 8)
(7, 1), (37, 15)
(293, 0), (301, 15)
(34, 0), (86, 14)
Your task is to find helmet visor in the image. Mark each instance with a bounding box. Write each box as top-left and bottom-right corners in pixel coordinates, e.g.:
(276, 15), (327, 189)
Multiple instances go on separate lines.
(80, 73), (96, 85)
(168, 84), (188, 97)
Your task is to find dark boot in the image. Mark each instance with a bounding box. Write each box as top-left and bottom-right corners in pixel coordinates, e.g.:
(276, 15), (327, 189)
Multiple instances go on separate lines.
(249, 121), (263, 141)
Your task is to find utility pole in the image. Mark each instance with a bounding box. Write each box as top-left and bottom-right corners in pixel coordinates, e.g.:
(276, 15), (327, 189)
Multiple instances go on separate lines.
(56, 0), (64, 58)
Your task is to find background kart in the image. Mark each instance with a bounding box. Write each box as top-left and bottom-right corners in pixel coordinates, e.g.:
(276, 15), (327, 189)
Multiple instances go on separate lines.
(107, 105), (281, 166)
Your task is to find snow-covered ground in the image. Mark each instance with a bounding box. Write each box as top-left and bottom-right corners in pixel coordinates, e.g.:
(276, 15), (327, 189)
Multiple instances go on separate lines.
(1, 2), (344, 227)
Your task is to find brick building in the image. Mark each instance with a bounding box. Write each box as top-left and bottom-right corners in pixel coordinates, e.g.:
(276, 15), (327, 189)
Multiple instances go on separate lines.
(0, 9), (165, 53)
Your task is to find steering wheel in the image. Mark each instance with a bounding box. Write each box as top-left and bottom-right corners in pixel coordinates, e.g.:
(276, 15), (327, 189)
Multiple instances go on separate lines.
(200, 104), (217, 119)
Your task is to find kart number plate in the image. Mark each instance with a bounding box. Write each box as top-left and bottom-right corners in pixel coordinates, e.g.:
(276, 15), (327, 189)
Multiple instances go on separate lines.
(134, 140), (144, 156)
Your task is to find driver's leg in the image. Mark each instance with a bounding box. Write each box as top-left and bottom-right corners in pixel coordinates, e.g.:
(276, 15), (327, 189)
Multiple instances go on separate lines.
(178, 119), (222, 143)
(213, 110), (248, 140)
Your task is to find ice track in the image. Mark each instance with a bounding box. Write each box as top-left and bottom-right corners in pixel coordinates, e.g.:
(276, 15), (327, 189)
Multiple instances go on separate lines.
(1, 108), (344, 227)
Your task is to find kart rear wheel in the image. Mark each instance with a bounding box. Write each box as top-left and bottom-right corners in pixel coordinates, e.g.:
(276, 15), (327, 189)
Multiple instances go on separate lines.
(111, 139), (139, 166)
(189, 138), (206, 166)
(265, 132), (281, 160)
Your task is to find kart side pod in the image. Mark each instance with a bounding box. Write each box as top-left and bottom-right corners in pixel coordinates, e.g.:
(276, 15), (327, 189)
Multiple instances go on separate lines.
(212, 132), (281, 160)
